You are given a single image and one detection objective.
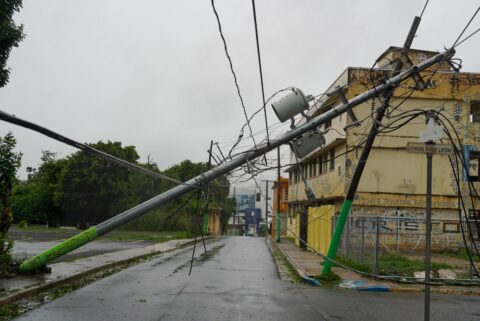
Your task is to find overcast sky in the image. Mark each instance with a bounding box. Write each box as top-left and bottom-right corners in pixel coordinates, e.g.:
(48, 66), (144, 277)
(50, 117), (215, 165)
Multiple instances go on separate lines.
(1, 0), (480, 194)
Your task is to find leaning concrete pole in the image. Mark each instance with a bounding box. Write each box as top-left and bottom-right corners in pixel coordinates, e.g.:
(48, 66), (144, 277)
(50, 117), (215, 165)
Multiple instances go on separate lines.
(19, 48), (454, 272)
(321, 16), (422, 276)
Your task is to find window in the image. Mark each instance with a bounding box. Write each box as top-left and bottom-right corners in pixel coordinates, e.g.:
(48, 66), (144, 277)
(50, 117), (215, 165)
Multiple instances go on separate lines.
(468, 210), (480, 240)
(470, 101), (480, 123)
(329, 149), (335, 170)
(323, 154), (328, 173)
(416, 52), (427, 64)
(319, 156), (323, 175)
(469, 151), (480, 182)
(312, 159), (317, 176)
(308, 163), (313, 177)
(443, 222), (459, 233)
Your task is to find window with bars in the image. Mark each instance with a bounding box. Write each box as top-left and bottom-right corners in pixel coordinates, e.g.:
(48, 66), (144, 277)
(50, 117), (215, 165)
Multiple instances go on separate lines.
(329, 149), (335, 170)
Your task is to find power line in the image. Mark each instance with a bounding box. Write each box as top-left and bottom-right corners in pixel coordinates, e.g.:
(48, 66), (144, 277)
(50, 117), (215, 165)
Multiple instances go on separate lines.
(251, 0), (270, 145)
(0, 110), (193, 187)
(452, 5), (480, 48)
(209, 0), (257, 150)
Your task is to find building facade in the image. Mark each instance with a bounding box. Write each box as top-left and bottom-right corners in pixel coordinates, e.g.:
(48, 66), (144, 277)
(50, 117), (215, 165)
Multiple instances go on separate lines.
(271, 177), (289, 239)
(286, 47), (480, 252)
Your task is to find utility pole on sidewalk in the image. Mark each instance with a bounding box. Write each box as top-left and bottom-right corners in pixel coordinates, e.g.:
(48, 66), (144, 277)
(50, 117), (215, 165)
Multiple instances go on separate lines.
(233, 186), (236, 236)
(265, 181), (270, 236)
(321, 15), (422, 276)
(405, 112), (450, 321)
(276, 147), (281, 242)
(203, 140), (214, 235)
(425, 142), (433, 321)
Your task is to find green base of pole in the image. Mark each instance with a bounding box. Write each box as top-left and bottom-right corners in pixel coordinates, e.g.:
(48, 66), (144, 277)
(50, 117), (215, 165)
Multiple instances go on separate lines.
(203, 213), (209, 235)
(20, 227), (99, 272)
(275, 212), (280, 242)
(321, 199), (352, 276)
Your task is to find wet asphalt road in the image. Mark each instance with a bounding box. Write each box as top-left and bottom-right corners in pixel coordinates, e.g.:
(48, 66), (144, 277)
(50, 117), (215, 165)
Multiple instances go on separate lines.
(13, 237), (480, 321)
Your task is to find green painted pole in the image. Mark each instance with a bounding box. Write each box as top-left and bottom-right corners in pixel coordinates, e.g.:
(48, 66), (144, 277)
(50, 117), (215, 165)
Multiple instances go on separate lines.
(203, 212), (209, 234)
(19, 227), (98, 272)
(321, 200), (352, 273)
(321, 16), (421, 276)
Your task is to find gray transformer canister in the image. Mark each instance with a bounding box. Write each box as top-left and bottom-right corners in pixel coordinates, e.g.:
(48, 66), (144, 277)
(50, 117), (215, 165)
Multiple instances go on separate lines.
(292, 130), (326, 159)
(271, 88), (309, 123)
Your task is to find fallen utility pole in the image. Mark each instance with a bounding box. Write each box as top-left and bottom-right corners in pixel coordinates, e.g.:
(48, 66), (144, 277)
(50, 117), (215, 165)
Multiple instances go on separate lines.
(321, 15), (422, 276)
(19, 47), (455, 272)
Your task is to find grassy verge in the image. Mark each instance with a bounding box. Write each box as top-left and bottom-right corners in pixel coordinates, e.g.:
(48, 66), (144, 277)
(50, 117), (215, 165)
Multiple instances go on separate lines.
(442, 248), (480, 262)
(9, 225), (70, 234)
(379, 253), (452, 276)
(335, 256), (372, 274)
(269, 241), (301, 283)
(10, 225), (190, 244)
(0, 303), (19, 321)
(100, 230), (189, 243)
(334, 253), (453, 277)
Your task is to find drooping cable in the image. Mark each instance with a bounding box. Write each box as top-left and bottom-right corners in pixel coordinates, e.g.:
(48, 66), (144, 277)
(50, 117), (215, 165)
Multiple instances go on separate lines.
(209, 0), (257, 150)
(0, 110), (193, 187)
(251, 0), (270, 146)
(452, 6), (480, 48)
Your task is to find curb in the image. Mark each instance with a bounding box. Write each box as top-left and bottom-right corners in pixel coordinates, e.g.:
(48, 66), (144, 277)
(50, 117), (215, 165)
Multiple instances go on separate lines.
(269, 240), (480, 296)
(388, 286), (480, 296)
(0, 237), (212, 305)
(268, 238), (321, 286)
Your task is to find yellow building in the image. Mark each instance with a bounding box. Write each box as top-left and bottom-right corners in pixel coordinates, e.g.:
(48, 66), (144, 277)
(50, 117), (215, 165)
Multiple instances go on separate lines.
(287, 46), (480, 252)
(271, 177), (289, 239)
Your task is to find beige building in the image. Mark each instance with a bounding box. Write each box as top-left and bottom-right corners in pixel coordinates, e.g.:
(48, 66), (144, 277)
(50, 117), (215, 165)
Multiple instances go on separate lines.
(286, 47), (480, 251)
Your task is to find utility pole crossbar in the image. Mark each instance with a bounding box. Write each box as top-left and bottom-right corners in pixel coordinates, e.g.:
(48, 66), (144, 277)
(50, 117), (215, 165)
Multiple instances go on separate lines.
(19, 48), (455, 272)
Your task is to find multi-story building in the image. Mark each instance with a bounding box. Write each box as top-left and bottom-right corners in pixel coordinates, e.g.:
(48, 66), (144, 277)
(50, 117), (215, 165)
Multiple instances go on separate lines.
(286, 46), (480, 252)
(271, 177), (288, 239)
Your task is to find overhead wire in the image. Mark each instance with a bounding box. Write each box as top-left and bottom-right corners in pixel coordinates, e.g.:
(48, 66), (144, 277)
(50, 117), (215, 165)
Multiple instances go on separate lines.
(0, 110), (194, 187)
(209, 0), (258, 150)
(251, 0), (270, 146)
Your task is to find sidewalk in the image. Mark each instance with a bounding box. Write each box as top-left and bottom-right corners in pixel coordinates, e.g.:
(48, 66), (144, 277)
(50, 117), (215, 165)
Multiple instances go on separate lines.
(272, 238), (480, 295)
(0, 237), (203, 305)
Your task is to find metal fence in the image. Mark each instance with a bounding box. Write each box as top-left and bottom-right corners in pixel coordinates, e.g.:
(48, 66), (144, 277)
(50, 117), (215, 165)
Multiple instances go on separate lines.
(334, 215), (476, 273)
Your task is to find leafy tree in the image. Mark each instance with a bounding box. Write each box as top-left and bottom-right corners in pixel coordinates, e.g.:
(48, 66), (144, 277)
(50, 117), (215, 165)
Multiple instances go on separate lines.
(0, 132), (21, 261)
(0, 0), (25, 87)
(56, 141), (140, 226)
(11, 151), (65, 224)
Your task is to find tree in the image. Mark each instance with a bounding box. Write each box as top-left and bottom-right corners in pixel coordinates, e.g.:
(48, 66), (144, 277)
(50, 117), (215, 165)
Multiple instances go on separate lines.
(56, 141), (140, 226)
(0, 0), (25, 87)
(11, 151), (65, 224)
(0, 132), (22, 260)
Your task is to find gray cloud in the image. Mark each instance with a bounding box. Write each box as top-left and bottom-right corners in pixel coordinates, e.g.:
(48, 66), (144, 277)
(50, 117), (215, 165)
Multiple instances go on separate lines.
(1, 0), (479, 184)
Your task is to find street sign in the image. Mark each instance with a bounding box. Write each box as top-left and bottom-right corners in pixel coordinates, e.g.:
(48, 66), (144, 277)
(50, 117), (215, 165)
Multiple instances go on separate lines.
(406, 142), (454, 155)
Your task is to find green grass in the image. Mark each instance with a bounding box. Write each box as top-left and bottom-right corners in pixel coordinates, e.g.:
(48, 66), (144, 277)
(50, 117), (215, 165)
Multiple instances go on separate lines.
(316, 270), (341, 288)
(442, 248), (480, 262)
(333, 253), (453, 277)
(100, 230), (189, 243)
(379, 253), (452, 277)
(10, 224), (70, 233)
(269, 243), (301, 283)
(335, 256), (372, 274)
(10, 225), (190, 243)
(0, 303), (19, 321)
